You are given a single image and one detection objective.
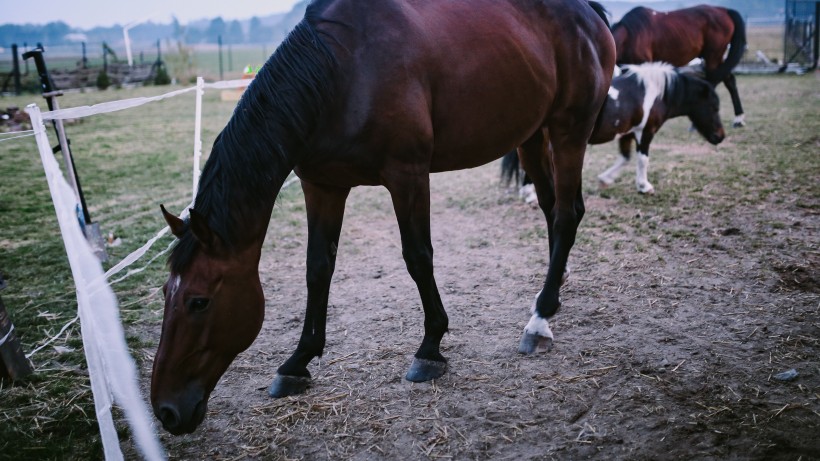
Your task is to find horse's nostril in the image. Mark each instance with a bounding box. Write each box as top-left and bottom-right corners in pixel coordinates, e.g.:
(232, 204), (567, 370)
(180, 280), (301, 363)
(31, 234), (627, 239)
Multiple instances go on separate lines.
(158, 405), (181, 431)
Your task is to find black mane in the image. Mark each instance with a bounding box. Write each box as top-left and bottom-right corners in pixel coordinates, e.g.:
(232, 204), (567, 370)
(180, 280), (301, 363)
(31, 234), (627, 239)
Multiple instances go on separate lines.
(169, 8), (337, 273)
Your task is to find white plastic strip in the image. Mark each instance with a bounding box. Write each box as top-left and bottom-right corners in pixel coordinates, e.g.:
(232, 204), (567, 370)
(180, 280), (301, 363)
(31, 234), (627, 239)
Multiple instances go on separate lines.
(28, 104), (165, 461)
(203, 78), (253, 90)
(103, 227), (171, 282)
(41, 86), (197, 121)
(0, 131), (35, 143)
(0, 324), (14, 347)
(38, 78), (252, 122)
(25, 315), (78, 359)
(107, 237), (175, 285)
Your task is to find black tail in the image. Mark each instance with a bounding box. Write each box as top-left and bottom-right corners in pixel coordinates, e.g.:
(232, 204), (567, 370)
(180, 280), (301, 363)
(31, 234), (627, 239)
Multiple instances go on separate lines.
(588, 1), (610, 29)
(500, 150), (521, 187)
(707, 8), (746, 84)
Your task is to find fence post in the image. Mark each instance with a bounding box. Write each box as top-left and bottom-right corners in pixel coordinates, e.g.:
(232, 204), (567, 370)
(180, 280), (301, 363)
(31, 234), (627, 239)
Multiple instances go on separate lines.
(0, 273), (33, 381)
(12, 44), (21, 95)
(192, 76), (204, 198)
(218, 35), (224, 80)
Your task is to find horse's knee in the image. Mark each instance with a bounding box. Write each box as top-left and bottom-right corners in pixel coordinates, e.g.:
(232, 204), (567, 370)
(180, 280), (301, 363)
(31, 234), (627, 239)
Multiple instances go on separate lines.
(402, 248), (434, 282)
(305, 257), (335, 288)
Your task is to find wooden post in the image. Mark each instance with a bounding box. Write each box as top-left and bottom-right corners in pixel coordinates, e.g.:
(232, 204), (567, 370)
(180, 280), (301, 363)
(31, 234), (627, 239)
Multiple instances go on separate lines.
(0, 274), (33, 381)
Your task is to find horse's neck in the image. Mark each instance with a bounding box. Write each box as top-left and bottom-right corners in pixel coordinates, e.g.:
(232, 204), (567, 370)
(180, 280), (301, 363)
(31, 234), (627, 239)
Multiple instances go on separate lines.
(196, 135), (295, 247)
(663, 76), (692, 119)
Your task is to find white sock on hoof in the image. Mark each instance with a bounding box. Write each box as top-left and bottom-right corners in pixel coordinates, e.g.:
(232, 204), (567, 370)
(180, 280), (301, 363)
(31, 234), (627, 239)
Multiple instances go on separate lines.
(524, 314), (554, 339)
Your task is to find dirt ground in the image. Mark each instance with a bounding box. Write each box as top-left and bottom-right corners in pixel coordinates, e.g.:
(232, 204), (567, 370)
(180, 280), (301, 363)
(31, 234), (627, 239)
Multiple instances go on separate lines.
(127, 138), (819, 461)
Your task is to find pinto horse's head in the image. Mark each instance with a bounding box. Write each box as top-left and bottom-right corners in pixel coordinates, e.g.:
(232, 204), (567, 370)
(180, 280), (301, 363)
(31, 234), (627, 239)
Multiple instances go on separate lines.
(151, 205), (265, 435)
(685, 75), (726, 145)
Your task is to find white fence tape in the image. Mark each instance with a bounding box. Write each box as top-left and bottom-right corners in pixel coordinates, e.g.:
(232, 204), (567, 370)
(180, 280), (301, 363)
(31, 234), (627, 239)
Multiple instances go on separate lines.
(24, 76), (297, 460)
(28, 104), (165, 461)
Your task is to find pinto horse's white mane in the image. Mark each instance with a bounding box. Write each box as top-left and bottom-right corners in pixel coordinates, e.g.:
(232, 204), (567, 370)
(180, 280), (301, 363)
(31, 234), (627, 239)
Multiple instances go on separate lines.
(621, 62), (676, 102)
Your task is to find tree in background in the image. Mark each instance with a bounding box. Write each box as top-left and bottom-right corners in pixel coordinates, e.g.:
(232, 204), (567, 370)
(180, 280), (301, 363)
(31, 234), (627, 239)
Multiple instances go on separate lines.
(226, 20), (245, 44)
(166, 16), (197, 83)
(248, 16), (274, 43)
(206, 17), (226, 43)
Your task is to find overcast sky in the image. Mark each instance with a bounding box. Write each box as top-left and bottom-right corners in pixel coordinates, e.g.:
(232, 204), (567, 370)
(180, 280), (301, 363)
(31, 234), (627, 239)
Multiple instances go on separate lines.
(2, 0), (304, 29)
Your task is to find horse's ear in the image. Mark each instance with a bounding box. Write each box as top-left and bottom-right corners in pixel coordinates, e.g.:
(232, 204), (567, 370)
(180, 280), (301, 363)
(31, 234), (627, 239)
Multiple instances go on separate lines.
(161, 204), (186, 238)
(189, 208), (219, 249)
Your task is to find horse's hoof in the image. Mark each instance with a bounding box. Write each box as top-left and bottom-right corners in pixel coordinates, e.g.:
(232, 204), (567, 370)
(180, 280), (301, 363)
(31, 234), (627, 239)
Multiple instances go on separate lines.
(405, 358), (447, 382)
(732, 115), (746, 128)
(638, 185), (655, 195)
(268, 374), (311, 398)
(518, 332), (553, 355)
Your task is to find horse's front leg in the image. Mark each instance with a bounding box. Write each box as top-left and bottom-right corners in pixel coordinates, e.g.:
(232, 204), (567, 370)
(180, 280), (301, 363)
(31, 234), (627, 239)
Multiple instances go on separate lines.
(385, 173), (449, 382)
(268, 180), (350, 398)
(723, 73), (745, 127)
(634, 129), (656, 194)
(598, 132), (636, 188)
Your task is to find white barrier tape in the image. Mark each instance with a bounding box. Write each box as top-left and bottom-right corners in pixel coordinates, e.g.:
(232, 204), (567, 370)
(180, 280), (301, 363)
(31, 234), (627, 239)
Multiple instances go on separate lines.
(108, 239), (175, 286)
(25, 315), (77, 359)
(101, 202), (192, 284)
(203, 78), (253, 90)
(28, 104), (165, 461)
(40, 78), (252, 122)
(102, 227), (171, 282)
(0, 131), (35, 143)
(42, 86), (197, 121)
(0, 324), (14, 348)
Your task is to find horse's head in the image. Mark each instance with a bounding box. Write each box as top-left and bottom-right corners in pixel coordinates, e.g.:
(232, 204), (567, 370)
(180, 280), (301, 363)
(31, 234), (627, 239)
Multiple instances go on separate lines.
(151, 205), (265, 435)
(686, 76), (725, 145)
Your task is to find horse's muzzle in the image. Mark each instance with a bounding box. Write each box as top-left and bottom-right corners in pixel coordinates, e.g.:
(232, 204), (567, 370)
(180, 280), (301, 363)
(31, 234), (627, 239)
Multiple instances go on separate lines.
(709, 128), (726, 145)
(153, 391), (207, 435)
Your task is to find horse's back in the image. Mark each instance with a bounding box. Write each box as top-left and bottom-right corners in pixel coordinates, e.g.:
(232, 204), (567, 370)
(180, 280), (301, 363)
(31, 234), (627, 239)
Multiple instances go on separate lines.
(614, 5), (735, 66)
(309, 0), (614, 175)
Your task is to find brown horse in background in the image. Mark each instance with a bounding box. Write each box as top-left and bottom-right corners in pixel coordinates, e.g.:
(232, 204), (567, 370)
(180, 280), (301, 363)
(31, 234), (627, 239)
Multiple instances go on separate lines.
(151, 0), (615, 435)
(611, 5), (747, 127)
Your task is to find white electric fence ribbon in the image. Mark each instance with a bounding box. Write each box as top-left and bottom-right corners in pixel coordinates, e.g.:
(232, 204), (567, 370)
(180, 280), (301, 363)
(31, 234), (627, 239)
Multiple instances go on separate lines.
(28, 104), (165, 461)
(0, 130), (35, 143)
(39, 79), (252, 121)
(25, 315), (78, 359)
(0, 324), (14, 347)
(203, 78), (253, 90)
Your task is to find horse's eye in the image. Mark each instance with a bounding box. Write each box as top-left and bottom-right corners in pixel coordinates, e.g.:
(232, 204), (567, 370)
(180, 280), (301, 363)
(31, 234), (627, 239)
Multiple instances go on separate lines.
(186, 298), (210, 313)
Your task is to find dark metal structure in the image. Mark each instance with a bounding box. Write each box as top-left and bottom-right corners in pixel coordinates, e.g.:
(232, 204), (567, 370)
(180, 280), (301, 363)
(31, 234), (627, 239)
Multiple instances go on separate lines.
(23, 47), (108, 261)
(783, 0), (820, 70)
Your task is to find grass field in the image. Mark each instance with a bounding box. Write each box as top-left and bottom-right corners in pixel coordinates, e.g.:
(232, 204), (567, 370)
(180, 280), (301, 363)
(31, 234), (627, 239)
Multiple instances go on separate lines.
(0, 65), (817, 459)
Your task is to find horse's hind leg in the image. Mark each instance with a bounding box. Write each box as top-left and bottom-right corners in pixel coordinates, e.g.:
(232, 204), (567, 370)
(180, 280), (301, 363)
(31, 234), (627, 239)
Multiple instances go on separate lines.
(517, 130), (558, 353)
(724, 73), (745, 127)
(269, 180), (350, 398)
(518, 120), (588, 354)
(385, 173), (449, 382)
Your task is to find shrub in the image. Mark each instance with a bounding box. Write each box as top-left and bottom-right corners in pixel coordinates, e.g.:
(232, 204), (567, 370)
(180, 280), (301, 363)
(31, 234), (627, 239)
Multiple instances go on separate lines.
(96, 70), (111, 90)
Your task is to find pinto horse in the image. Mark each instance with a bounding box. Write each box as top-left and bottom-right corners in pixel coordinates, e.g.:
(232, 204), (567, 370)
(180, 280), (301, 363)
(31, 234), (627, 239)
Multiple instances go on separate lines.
(502, 62), (725, 195)
(611, 5), (747, 128)
(152, 0), (614, 435)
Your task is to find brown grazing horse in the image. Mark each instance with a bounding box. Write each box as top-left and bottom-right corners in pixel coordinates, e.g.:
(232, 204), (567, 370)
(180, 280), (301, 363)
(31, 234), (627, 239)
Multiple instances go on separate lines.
(611, 5), (747, 127)
(152, 0), (614, 434)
